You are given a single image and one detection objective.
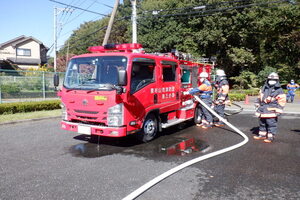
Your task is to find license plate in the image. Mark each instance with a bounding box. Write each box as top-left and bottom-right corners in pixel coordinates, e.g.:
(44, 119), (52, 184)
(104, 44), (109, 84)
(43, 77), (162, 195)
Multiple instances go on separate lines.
(78, 125), (91, 135)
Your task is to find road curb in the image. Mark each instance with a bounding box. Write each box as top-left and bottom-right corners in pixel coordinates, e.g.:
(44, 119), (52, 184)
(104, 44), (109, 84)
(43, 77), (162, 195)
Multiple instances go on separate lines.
(237, 109), (300, 116)
(1, 108), (300, 126)
(0, 116), (61, 126)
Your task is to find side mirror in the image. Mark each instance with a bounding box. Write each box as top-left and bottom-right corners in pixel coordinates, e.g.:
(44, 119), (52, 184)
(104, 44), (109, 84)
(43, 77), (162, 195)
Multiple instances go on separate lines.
(54, 73), (59, 87)
(118, 69), (127, 86)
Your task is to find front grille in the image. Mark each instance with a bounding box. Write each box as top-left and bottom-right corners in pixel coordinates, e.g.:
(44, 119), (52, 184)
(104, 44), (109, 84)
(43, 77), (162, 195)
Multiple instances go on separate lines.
(76, 115), (97, 120)
(71, 119), (107, 127)
(74, 110), (99, 114)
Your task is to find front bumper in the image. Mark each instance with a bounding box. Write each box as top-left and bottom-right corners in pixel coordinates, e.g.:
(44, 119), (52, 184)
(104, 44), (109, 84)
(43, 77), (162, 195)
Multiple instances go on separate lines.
(61, 121), (127, 137)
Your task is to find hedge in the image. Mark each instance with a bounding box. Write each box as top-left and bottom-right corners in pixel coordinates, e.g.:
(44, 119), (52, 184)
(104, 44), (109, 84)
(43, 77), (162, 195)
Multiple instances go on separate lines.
(229, 93), (246, 101)
(0, 100), (61, 115)
(230, 89), (260, 96)
(2, 91), (58, 98)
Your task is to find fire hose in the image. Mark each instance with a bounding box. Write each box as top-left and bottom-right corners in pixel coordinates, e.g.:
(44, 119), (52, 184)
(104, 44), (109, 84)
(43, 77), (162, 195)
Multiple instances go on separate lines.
(122, 95), (249, 200)
(224, 102), (243, 116)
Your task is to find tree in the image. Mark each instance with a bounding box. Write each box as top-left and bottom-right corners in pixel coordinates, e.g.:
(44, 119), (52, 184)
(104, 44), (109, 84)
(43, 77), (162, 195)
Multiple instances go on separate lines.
(56, 54), (76, 72)
(230, 71), (258, 89)
(227, 47), (255, 70)
(257, 66), (277, 86)
(58, 0), (300, 84)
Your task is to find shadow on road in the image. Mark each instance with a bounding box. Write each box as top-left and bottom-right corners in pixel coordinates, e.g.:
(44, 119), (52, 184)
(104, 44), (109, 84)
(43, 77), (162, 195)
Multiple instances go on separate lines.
(250, 126), (259, 135)
(291, 129), (300, 134)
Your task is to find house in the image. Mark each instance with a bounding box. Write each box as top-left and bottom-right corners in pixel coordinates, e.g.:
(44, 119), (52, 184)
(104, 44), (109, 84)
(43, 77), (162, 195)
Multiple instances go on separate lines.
(0, 35), (49, 70)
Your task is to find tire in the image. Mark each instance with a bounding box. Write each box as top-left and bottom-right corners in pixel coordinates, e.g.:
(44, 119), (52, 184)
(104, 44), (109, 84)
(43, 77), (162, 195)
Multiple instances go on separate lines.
(194, 105), (202, 124)
(137, 113), (158, 143)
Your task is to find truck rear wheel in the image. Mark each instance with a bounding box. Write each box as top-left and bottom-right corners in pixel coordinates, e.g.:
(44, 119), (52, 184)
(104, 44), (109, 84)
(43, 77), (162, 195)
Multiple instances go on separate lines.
(194, 105), (202, 124)
(137, 113), (158, 143)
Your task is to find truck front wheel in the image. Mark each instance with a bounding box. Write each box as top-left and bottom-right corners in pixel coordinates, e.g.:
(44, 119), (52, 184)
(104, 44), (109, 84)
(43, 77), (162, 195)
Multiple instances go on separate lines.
(194, 105), (202, 124)
(137, 113), (158, 143)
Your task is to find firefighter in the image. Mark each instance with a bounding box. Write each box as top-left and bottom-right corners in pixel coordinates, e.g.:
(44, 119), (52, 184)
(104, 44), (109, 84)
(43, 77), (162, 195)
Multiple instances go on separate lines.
(253, 72), (286, 143)
(286, 79), (299, 103)
(213, 69), (229, 126)
(187, 72), (214, 129)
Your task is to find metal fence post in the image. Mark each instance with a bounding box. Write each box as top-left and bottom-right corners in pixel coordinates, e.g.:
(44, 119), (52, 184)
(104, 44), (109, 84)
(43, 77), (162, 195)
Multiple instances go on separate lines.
(42, 72), (46, 100)
(0, 76), (2, 104)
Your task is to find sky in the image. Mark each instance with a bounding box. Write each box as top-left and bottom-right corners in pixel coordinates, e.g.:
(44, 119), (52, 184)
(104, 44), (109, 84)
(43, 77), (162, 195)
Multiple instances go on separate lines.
(0, 0), (119, 56)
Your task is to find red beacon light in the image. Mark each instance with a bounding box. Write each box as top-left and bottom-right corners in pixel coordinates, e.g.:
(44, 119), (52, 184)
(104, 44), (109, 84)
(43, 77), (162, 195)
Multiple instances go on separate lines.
(88, 43), (143, 53)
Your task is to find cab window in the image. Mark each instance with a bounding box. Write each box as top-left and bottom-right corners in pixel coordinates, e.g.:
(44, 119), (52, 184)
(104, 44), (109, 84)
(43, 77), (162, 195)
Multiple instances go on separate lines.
(181, 69), (191, 83)
(161, 61), (177, 82)
(130, 58), (155, 93)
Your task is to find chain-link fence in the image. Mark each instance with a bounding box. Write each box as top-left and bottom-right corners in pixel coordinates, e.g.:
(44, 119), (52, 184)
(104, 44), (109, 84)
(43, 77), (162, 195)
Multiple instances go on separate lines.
(0, 69), (65, 103)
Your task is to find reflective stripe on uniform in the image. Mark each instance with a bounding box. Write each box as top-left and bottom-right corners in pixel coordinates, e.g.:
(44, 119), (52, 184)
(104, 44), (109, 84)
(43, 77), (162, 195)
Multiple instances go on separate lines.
(267, 107), (283, 113)
(277, 93), (286, 107)
(260, 113), (277, 118)
(259, 131), (267, 136)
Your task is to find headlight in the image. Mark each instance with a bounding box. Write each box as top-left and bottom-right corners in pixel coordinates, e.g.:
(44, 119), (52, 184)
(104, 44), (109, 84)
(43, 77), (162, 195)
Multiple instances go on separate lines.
(108, 103), (123, 127)
(60, 103), (68, 120)
(108, 103), (123, 114)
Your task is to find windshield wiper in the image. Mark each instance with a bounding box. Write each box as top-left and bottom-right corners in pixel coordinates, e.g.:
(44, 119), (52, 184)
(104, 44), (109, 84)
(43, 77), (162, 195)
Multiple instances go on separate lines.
(102, 83), (124, 94)
(66, 89), (74, 92)
(102, 83), (117, 89)
(84, 84), (116, 94)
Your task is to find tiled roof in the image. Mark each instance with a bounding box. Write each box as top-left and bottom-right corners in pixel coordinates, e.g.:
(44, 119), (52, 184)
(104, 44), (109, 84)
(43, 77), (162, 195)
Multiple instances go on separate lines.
(0, 35), (48, 49)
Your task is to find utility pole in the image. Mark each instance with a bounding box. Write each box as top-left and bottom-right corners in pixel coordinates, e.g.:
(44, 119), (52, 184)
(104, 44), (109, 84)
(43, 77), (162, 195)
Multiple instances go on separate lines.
(54, 6), (58, 72)
(102, 0), (119, 46)
(66, 40), (70, 68)
(131, 0), (137, 43)
(53, 7), (73, 72)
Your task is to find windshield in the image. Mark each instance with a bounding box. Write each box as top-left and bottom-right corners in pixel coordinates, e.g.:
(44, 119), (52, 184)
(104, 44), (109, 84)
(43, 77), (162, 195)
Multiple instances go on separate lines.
(64, 56), (127, 90)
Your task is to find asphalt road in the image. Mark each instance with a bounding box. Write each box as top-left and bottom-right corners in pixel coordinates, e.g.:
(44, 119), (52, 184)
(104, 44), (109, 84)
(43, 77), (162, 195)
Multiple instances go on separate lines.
(0, 113), (299, 200)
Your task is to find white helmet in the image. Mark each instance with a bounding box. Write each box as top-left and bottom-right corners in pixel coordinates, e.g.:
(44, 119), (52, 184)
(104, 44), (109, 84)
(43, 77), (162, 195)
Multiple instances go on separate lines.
(216, 69), (226, 76)
(199, 72), (209, 78)
(267, 72), (279, 80)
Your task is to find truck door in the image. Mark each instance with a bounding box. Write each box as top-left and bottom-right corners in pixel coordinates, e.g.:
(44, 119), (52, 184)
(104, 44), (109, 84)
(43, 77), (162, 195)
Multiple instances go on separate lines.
(127, 58), (157, 120)
(158, 60), (181, 113)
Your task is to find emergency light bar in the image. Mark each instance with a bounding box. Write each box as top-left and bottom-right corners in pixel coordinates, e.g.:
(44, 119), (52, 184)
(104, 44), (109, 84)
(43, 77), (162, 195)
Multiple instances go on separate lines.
(88, 43), (143, 53)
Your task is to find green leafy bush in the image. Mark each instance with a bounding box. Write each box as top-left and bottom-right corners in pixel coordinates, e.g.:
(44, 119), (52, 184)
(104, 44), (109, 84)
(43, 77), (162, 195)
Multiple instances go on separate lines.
(1, 83), (21, 93)
(257, 67), (277, 86)
(230, 71), (258, 89)
(0, 100), (61, 115)
(20, 78), (50, 91)
(231, 89), (260, 96)
(229, 93), (246, 101)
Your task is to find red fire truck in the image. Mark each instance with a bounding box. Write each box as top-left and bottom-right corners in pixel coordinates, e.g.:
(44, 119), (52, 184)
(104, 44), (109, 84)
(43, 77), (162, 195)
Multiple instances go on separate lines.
(54, 43), (213, 142)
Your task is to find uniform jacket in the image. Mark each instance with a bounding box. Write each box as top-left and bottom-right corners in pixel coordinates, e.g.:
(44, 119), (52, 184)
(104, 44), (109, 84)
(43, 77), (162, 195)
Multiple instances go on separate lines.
(287, 83), (299, 95)
(215, 77), (229, 103)
(255, 82), (286, 118)
(189, 79), (212, 99)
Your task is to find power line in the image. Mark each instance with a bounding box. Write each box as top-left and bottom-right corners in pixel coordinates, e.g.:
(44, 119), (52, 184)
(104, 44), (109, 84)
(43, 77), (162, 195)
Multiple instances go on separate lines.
(90, 0), (113, 8)
(139, 3), (281, 24)
(59, 5), (127, 40)
(49, 0), (109, 16)
(51, 0), (117, 54)
(63, 0), (98, 26)
(143, 0), (250, 13)
(138, 0), (287, 19)
(61, 16), (131, 51)
(56, 0), (291, 53)
(60, 0), (85, 22)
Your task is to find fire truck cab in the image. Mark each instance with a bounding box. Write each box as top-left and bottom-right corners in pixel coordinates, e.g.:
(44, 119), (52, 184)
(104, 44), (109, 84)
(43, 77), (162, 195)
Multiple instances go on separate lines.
(55, 43), (213, 142)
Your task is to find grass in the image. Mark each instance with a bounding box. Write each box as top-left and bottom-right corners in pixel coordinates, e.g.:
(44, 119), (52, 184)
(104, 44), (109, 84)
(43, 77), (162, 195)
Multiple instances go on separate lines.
(0, 109), (61, 123)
